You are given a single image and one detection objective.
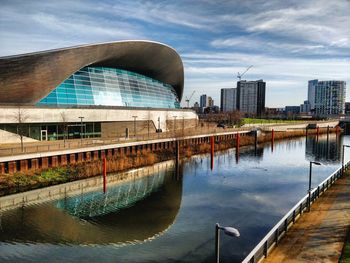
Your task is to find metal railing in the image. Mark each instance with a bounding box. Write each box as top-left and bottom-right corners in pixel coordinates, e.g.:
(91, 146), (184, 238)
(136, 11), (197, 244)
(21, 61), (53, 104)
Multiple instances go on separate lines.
(0, 126), (251, 157)
(242, 161), (350, 263)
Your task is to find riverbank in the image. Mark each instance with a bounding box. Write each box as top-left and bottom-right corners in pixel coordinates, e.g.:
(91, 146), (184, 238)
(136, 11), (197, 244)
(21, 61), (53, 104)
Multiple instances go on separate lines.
(0, 128), (338, 196)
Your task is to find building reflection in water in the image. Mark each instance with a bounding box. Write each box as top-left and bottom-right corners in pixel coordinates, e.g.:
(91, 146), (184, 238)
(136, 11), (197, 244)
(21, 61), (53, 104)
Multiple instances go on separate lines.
(0, 162), (183, 245)
(305, 134), (342, 164)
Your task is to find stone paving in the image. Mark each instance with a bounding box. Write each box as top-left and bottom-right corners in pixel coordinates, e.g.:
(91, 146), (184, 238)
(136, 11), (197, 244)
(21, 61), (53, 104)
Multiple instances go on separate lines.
(264, 172), (350, 263)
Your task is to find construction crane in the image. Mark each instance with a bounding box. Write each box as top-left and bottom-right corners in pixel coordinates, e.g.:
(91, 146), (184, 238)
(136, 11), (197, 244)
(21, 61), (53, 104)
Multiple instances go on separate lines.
(185, 91), (196, 108)
(237, 65), (253, 81)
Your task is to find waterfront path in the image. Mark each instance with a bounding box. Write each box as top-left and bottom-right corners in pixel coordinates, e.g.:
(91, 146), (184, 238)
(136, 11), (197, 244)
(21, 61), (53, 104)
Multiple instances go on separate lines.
(264, 171), (350, 263)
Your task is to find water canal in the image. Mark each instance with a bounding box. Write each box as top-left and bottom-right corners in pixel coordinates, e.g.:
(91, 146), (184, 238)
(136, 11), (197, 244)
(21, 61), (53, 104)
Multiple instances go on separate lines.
(0, 134), (349, 262)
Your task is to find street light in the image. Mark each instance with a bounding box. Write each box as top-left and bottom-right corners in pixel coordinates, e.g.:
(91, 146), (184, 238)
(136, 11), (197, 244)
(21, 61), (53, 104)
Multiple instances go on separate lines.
(215, 223), (240, 263)
(132, 116), (138, 139)
(308, 161), (322, 212)
(78, 116), (84, 145)
(342, 145), (350, 173)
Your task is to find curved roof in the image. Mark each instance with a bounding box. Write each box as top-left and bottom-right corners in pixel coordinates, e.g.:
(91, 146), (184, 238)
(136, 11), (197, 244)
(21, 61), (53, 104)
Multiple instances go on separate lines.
(0, 40), (184, 105)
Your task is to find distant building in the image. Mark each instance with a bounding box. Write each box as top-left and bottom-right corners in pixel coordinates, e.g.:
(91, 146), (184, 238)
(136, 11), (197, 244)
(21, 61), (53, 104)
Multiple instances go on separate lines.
(265, 107), (284, 116)
(208, 96), (214, 107)
(345, 102), (350, 114)
(220, 88), (237, 112)
(200, 94), (207, 108)
(285, 106), (300, 115)
(314, 80), (346, 116)
(300, 100), (311, 113)
(308, 79), (318, 110)
(237, 80), (266, 116)
(193, 102), (200, 113)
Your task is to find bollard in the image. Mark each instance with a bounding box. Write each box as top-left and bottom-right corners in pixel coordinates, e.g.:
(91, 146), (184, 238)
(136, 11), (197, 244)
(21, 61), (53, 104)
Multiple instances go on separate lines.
(103, 157), (107, 193)
(316, 126), (319, 141)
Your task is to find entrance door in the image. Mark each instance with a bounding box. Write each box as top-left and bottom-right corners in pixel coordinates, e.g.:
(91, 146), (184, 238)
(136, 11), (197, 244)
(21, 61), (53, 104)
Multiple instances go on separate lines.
(40, 130), (48, 141)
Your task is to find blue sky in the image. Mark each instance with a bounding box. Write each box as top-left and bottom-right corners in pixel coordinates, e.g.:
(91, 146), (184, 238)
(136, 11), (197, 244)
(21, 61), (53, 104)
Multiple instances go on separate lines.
(1, 0), (349, 107)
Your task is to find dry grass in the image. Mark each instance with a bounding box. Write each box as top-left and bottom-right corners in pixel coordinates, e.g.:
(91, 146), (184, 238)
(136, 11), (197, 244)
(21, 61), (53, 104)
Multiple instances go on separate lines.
(0, 128), (339, 196)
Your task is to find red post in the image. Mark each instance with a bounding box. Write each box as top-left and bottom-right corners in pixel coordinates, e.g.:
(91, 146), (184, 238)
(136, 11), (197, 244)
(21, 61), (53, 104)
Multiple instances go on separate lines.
(271, 129), (274, 152)
(103, 157), (107, 193)
(210, 136), (214, 170)
(336, 126), (340, 134)
(236, 133), (240, 151)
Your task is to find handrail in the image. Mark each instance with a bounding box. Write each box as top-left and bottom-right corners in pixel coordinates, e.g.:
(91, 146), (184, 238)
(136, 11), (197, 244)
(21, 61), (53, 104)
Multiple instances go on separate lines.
(242, 161), (349, 263)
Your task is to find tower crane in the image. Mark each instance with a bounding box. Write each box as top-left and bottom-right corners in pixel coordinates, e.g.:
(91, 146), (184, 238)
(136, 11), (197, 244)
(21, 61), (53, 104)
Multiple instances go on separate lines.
(237, 65), (253, 81)
(185, 91), (196, 108)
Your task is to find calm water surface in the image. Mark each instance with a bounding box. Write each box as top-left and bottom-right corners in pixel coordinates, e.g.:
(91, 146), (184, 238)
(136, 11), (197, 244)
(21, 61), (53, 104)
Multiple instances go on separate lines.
(0, 134), (349, 262)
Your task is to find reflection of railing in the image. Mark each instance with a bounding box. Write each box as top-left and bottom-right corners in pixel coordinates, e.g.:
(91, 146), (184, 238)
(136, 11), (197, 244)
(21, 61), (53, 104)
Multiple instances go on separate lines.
(56, 172), (165, 218)
(242, 161), (350, 263)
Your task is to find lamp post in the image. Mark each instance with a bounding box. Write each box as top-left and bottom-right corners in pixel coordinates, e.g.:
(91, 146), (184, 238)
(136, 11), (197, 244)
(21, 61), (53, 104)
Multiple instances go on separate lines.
(308, 161), (321, 212)
(132, 116), (138, 139)
(215, 223), (240, 263)
(342, 145), (350, 173)
(78, 116), (84, 145)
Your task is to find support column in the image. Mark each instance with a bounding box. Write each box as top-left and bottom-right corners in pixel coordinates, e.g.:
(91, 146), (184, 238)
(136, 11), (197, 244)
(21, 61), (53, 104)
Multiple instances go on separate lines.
(8, 161), (16, 174)
(92, 151), (99, 160)
(70, 154), (76, 164)
(31, 158), (39, 170)
(85, 152), (91, 161)
(0, 163), (5, 174)
(20, 160), (28, 172)
(107, 149), (113, 159)
(61, 155), (67, 165)
(51, 156), (58, 167)
(42, 157), (49, 169)
(101, 150), (106, 160)
(77, 153), (84, 163)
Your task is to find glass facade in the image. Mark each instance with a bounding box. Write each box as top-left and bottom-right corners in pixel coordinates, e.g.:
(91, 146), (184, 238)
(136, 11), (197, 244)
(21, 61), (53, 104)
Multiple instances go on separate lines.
(37, 67), (180, 109)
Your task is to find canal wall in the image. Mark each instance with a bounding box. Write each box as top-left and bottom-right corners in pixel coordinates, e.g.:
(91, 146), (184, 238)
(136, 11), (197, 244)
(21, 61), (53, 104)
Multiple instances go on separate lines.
(0, 127), (341, 196)
(0, 159), (175, 212)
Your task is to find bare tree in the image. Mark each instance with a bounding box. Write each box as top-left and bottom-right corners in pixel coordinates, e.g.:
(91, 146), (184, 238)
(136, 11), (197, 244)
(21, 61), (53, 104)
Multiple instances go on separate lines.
(60, 111), (68, 147)
(13, 106), (29, 152)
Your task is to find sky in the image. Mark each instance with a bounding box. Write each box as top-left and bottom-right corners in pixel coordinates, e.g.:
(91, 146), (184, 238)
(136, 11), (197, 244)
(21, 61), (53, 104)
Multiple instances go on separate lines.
(1, 0), (350, 107)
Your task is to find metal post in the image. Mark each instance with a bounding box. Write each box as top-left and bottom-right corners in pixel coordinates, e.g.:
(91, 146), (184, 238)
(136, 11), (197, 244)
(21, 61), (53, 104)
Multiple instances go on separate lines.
(103, 157), (107, 193)
(79, 116), (84, 145)
(211, 136), (215, 170)
(308, 162), (312, 212)
(215, 223), (220, 263)
(132, 116), (137, 139)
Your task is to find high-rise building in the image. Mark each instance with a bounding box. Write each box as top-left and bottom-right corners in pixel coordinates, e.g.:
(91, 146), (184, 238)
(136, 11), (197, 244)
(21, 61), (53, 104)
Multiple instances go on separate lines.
(237, 80), (266, 116)
(220, 88), (237, 112)
(200, 94), (207, 108)
(208, 96), (214, 107)
(314, 80), (346, 116)
(308, 79), (318, 110)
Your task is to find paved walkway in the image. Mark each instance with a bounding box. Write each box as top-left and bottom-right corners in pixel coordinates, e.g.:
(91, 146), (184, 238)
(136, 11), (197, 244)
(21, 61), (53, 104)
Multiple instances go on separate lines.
(264, 172), (350, 263)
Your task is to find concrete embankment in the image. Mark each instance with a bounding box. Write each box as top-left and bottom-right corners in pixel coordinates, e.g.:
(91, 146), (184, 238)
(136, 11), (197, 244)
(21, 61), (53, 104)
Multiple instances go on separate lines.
(0, 160), (175, 212)
(0, 128), (340, 196)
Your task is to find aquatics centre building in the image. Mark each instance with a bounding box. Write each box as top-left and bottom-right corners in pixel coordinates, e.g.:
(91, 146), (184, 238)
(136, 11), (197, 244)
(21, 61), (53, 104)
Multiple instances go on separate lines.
(0, 41), (198, 143)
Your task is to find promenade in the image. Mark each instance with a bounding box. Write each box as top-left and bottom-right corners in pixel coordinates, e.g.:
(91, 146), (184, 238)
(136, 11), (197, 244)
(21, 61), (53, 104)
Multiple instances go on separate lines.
(264, 171), (350, 263)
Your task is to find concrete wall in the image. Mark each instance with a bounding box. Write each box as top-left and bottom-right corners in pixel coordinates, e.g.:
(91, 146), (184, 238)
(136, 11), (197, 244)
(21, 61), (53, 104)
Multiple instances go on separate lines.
(0, 106), (198, 132)
(0, 129), (37, 144)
